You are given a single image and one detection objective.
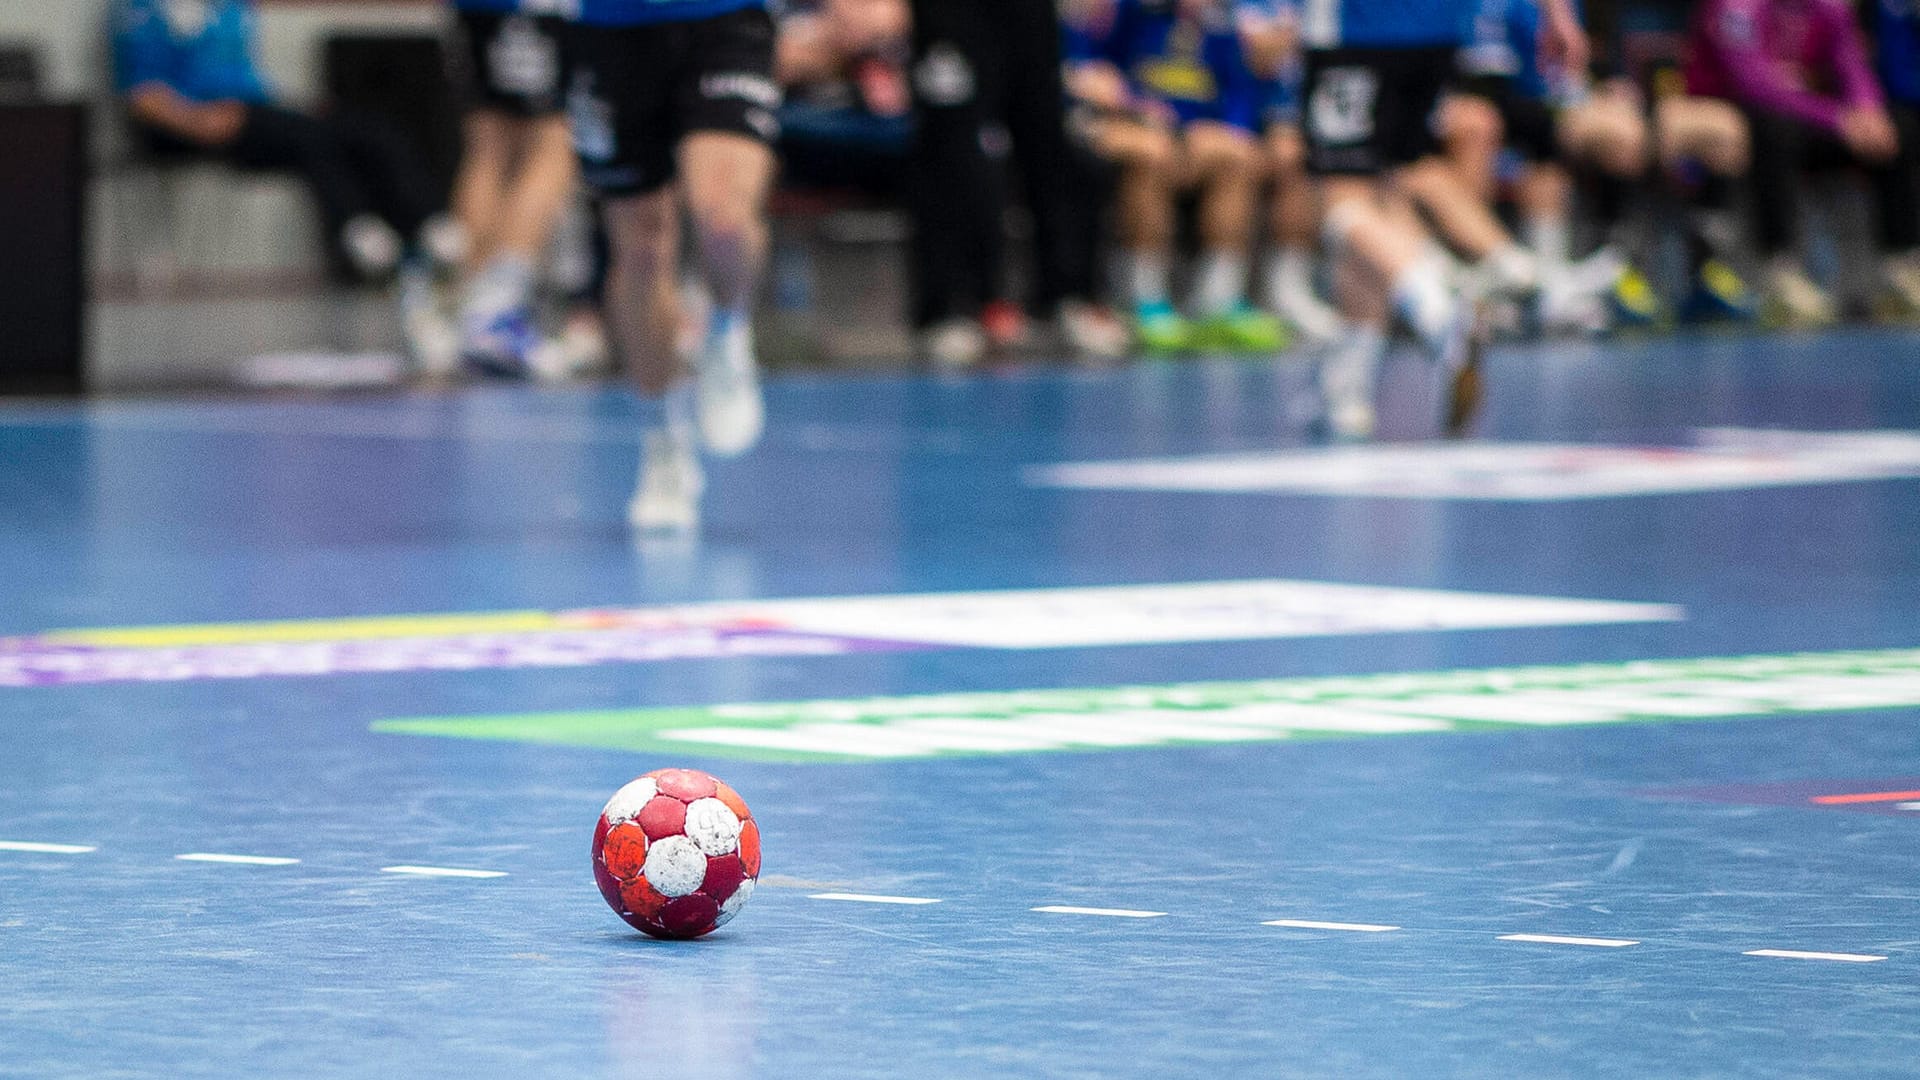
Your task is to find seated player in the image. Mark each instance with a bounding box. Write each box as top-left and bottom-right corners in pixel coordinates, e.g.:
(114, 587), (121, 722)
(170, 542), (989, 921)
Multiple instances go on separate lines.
(567, 0), (780, 531)
(1235, 0), (1342, 342)
(112, 0), (458, 284)
(1064, 0), (1287, 353)
(446, 0), (593, 378)
(1450, 0), (1658, 333)
(1871, 0), (1920, 318)
(774, 0), (913, 199)
(1688, 0), (1914, 326)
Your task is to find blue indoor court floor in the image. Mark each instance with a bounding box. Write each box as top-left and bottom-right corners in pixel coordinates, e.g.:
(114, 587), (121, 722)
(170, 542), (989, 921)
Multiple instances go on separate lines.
(5, 327), (1920, 1078)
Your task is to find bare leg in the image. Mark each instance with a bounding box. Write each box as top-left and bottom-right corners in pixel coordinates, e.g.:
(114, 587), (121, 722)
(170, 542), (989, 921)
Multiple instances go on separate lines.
(677, 132), (776, 317)
(601, 188), (685, 396)
(453, 112), (513, 270)
(492, 115), (579, 262)
(1185, 120), (1260, 317)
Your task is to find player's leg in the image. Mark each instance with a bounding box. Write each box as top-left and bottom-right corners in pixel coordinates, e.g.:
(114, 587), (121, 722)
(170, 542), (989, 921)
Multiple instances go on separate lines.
(1655, 94), (1757, 321)
(1399, 153), (1537, 299)
(1262, 122), (1341, 342)
(672, 7), (782, 457)
(453, 110), (513, 267)
(678, 131), (777, 456)
(1437, 90), (1506, 203)
(1552, 83), (1659, 327)
(602, 187), (702, 530)
(458, 113), (582, 375)
(1094, 117), (1185, 350)
(1740, 107), (1835, 327)
(1878, 104), (1920, 317)
(1185, 119), (1282, 351)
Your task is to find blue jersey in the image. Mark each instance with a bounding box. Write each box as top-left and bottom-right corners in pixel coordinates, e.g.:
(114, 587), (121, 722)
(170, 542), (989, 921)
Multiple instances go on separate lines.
(1461, 0), (1549, 97)
(454, 0), (576, 12)
(1296, 0), (1476, 49)
(1879, 0), (1920, 103)
(574, 0), (762, 26)
(113, 0), (271, 103)
(1066, 0), (1272, 131)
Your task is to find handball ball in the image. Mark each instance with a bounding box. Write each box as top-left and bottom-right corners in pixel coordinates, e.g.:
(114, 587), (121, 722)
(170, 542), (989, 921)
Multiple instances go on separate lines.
(592, 768), (760, 939)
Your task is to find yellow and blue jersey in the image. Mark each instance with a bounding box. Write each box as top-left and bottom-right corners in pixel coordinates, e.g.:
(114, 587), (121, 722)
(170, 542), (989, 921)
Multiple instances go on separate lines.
(574, 0), (763, 26)
(112, 0), (271, 103)
(1879, 0), (1920, 103)
(1065, 0), (1275, 132)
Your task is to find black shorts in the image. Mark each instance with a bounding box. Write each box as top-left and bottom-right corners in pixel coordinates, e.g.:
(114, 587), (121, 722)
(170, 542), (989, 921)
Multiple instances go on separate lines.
(1302, 46), (1455, 175)
(565, 9), (782, 196)
(453, 10), (570, 118)
(1457, 75), (1560, 162)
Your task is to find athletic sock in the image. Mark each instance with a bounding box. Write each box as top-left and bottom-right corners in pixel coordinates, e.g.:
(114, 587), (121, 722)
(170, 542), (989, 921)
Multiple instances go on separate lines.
(1127, 251), (1172, 308)
(1192, 249), (1250, 317)
(1264, 246), (1342, 338)
(1482, 242), (1541, 296)
(1523, 216), (1571, 277)
(1390, 250), (1459, 354)
(464, 254), (535, 319)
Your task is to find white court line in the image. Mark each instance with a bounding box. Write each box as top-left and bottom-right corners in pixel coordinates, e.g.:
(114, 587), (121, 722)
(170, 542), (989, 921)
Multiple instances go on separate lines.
(1032, 905), (1167, 919)
(1744, 949), (1887, 963)
(380, 865), (508, 879)
(0, 841), (96, 854)
(175, 853), (300, 866)
(808, 892), (942, 905)
(1498, 934), (1640, 948)
(1897, 802), (1920, 811)
(1264, 919), (1401, 933)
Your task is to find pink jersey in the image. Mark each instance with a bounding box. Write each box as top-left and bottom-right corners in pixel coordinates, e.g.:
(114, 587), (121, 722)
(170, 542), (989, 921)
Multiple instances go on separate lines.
(1686, 0), (1883, 133)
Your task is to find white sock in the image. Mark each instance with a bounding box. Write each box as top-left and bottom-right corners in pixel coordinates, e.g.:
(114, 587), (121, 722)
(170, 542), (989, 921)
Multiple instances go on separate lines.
(1523, 216), (1571, 276)
(1483, 243), (1540, 296)
(1192, 249), (1249, 316)
(1391, 251), (1458, 354)
(1264, 246), (1342, 338)
(1128, 251), (1172, 307)
(463, 254), (535, 322)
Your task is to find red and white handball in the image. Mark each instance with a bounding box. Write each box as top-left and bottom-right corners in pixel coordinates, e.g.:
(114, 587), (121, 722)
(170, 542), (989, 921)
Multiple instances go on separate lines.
(592, 768), (760, 939)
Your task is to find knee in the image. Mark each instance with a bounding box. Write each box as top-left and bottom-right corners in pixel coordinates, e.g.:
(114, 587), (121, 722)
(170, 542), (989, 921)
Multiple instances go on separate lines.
(1442, 95), (1504, 154)
(1266, 127), (1306, 179)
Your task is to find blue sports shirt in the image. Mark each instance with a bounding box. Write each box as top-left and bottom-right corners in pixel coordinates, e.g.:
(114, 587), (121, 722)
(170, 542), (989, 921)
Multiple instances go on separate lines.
(1066, 0), (1273, 132)
(1294, 0), (1476, 49)
(573, 0), (764, 27)
(1878, 0), (1920, 103)
(113, 0), (271, 103)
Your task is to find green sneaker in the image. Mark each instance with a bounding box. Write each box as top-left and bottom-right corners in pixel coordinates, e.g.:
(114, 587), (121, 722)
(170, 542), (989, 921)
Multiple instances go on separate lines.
(1133, 300), (1192, 353)
(1194, 303), (1290, 353)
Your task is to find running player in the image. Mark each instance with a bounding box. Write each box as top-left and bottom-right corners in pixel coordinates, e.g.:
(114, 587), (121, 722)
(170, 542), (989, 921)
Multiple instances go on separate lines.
(1064, 0), (1287, 354)
(566, 0), (781, 531)
(1300, 0), (1585, 438)
(448, 0), (582, 376)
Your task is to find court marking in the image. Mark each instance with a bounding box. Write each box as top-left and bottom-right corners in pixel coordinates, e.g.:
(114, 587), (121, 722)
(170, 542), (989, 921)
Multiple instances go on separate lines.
(377, 647), (1920, 762)
(1743, 950), (1888, 963)
(1498, 934), (1641, 948)
(1032, 906), (1169, 918)
(1263, 919), (1401, 933)
(807, 893), (943, 905)
(379, 865), (509, 879)
(174, 853), (301, 866)
(0, 841), (96, 854)
(1030, 428), (1920, 501)
(1810, 789), (1920, 805)
(1, 580), (1677, 688)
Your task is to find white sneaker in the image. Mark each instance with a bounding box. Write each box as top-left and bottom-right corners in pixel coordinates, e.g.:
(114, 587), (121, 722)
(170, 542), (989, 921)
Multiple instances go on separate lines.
(1273, 286), (1344, 344)
(1764, 259), (1838, 328)
(342, 215), (403, 280)
(922, 318), (987, 368)
(398, 265), (459, 377)
(1318, 326), (1382, 440)
(1056, 300), (1130, 358)
(694, 317), (765, 458)
(628, 430), (704, 534)
(1880, 253), (1920, 317)
(1538, 247), (1626, 335)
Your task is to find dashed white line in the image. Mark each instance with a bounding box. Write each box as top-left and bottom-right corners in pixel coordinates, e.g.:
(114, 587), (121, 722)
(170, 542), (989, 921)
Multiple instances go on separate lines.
(379, 865), (508, 879)
(1498, 934), (1640, 948)
(1032, 905), (1167, 919)
(174, 853), (301, 866)
(1744, 949), (1887, 963)
(808, 892), (942, 905)
(1264, 919), (1401, 933)
(0, 841), (96, 854)
(1897, 802), (1920, 811)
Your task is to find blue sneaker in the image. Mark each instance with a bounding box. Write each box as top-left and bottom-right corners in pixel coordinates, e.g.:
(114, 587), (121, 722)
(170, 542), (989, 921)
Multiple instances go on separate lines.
(1680, 259), (1757, 323)
(461, 305), (541, 378)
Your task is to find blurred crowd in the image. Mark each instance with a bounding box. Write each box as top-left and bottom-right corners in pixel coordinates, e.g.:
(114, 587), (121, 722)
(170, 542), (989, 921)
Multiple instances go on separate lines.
(110, 0), (1920, 376)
